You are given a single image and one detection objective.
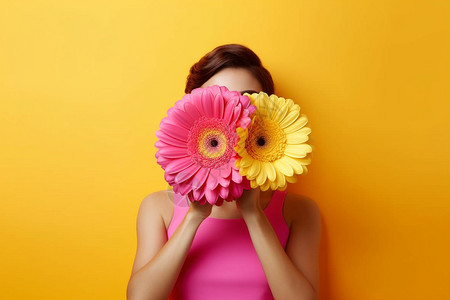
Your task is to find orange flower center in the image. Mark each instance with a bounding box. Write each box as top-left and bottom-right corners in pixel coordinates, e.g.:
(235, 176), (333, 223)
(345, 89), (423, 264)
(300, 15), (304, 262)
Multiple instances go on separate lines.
(245, 117), (286, 162)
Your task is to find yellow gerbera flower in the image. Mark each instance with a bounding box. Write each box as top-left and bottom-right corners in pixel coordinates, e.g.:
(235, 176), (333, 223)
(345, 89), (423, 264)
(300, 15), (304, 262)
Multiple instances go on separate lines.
(235, 92), (313, 191)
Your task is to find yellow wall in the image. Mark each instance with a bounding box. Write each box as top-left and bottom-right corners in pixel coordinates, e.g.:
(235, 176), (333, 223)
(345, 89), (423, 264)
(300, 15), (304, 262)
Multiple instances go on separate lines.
(1, 1), (449, 299)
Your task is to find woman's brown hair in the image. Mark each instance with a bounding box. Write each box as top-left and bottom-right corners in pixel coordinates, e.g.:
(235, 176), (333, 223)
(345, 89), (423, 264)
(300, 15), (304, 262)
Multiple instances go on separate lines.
(185, 44), (274, 95)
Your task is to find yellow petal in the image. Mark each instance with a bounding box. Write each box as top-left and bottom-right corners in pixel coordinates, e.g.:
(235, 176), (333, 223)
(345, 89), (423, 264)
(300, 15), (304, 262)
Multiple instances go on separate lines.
(266, 94), (278, 118)
(254, 93), (269, 117)
(236, 127), (244, 135)
(241, 130), (249, 140)
(258, 93), (271, 118)
(236, 147), (248, 156)
(237, 134), (247, 145)
(238, 167), (247, 176)
(235, 158), (241, 168)
(270, 180), (279, 190)
(302, 165), (309, 174)
(280, 109), (299, 129)
(284, 98), (295, 110)
(240, 156), (254, 168)
(269, 181), (276, 190)
(275, 167), (286, 188)
(250, 179), (259, 188)
(255, 165), (267, 186)
(286, 132), (309, 144)
(271, 99), (289, 123)
(281, 156), (303, 174)
(278, 184), (287, 191)
(247, 160), (261, 179)
(291, 103), (301, 113)
(285, 144), (312, 158)
(297, 126), (311, 136)
(297, 157), (312, 165)
(286, 175), (298, 183)
(261, 179), (271, 191)
(273, 159), (294, 176)
(284, 115), (308, 134)
(237, 138), (246, 146)
(263, 162), (276, 182)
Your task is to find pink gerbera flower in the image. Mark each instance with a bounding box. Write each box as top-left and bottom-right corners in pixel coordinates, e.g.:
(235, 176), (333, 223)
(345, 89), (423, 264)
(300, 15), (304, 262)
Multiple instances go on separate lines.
(155, 85), (256, 205)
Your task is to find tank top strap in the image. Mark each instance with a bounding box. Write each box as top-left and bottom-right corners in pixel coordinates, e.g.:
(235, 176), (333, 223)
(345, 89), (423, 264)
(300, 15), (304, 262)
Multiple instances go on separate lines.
(167, 193), (189, 238)
(265, 190), (287, 214)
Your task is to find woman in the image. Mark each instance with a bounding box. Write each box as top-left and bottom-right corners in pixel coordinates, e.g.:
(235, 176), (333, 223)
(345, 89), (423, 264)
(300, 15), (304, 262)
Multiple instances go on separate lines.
(127, 44), (321, 300)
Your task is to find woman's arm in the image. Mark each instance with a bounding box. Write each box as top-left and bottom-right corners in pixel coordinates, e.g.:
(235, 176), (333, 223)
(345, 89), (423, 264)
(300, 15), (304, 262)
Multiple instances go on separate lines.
(237, 189), (321, 300)
(126, 191), (212, 300)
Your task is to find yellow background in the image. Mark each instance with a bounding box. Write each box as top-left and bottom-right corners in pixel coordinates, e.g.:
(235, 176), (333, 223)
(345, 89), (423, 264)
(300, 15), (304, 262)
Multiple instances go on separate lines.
(1, 1), (449, 299)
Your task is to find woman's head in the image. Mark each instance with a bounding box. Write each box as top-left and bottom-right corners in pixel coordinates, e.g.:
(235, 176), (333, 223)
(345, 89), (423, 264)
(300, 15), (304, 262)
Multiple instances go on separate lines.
(185, 44), (274, 95)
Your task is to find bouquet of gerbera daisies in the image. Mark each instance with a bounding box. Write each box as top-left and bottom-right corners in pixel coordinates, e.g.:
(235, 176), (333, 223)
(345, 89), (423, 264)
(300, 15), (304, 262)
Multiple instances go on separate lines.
(155, 86), (312, 205)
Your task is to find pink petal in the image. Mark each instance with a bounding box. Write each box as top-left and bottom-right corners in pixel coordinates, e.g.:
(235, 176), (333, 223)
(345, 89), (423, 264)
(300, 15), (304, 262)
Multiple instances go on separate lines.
(183, 101), (202, 120)
(239, 94), (251, 107)
(248, 104), (257, 115)
(231, 168), (243, 183)
(205, 188), (219, 205)
(206, 85), (220, 94)
(176, 181), (193, 195)
(159, 123), (189, 142)
(215, 197), (224, 206)
(231, 104), (242, 124)
(156, 145), (189, 158)
(225, 196), (234, 203)
(219, 85), (231, 94)
(162, 116), (183, 127)
(171, 183), (181, 193)
(213, 92), (224, 119)
(223, 99), (236, 124)
(229, 183), (244, 199)
(174, 164), (202, 184)
(181, 92), (193, 102)
(173, 97), (187, 110)
(165, 158), (194, 174)
(193, 187), (205, 200)
(237, 115), (251, 129)
(206, 168), (221, 190)
(185, 191), (194, 203)
(190, 167), (210, 190)
(197, 197), (207, 205)
(164, 171), (176, 182)
(241, 178), (252, 190)
(168, 107), (195, 129)
(191, 86), (206, 97)
(228, 94), (240, 103)
(200, 89), (215, 117)
(155, 131), (187, 148)
(219, 185), (229, 200)
(218, 175), (230, 187)
(219, 164), (232, 178)
(156, 155), (172, 168)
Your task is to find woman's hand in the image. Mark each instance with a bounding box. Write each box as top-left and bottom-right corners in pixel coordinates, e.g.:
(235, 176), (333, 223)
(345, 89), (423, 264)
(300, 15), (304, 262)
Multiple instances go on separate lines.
(186, 196), (213, 221)
(236, 187), (264, 219)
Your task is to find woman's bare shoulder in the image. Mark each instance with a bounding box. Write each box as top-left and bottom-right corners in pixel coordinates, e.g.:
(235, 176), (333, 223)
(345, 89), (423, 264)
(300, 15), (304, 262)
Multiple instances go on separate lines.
(283, 192), (321, 229)
(139, 189), (174, 230)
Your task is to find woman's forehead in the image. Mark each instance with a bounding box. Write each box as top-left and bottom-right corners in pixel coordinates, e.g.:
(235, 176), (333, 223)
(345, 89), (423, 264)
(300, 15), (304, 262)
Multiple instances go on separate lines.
(201, 67), (263, 94)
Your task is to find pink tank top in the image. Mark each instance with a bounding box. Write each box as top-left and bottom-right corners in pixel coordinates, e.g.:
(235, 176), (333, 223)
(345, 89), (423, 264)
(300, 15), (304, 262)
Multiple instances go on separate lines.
(167, 190), (290, 300)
